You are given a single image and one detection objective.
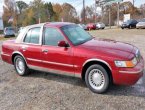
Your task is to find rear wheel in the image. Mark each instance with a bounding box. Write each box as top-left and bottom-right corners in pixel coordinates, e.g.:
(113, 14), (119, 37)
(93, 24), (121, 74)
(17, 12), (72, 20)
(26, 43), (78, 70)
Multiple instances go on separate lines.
(4, 36), (6, 38)
(14, 55), (30, 76)
(85, 64), (110, 93)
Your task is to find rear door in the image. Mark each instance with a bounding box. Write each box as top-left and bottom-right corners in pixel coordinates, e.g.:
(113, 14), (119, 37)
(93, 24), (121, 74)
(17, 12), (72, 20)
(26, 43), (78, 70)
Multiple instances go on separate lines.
(19, 27), (42, 67)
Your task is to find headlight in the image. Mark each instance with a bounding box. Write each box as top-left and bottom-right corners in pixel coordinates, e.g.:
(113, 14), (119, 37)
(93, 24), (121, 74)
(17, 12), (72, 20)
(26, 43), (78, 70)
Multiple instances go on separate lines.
(115, 57), (137, 68)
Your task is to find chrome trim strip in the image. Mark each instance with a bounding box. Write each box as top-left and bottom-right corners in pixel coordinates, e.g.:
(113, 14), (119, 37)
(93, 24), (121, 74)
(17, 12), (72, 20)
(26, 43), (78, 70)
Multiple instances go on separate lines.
(119, 68), (144, 74)
(28, 65), (81, 78)
(43, 60), (74, 67)
(21, 42), (41, 46)
(27, 58), (78, 68)
(74, 65), (79, 68)
(83, 58), (112, 70)
(27, 58), (41, 62)
(75, 73), (81, 78)
(39, 25), (44, 45)
(1, 52), (10, 57)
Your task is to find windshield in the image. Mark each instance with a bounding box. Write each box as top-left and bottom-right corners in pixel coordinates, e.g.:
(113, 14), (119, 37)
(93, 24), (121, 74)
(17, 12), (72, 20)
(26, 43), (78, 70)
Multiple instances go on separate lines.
(61, 25), (93, 45)
(126, 20), (132, 23)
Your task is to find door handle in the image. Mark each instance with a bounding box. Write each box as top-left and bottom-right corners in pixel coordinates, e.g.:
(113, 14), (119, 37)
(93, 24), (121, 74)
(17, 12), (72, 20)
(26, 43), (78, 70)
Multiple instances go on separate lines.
(42, 49), (48, 53)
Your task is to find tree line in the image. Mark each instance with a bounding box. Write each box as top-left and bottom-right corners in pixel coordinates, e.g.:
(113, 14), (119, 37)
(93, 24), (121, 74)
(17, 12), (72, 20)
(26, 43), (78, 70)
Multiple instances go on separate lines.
(2, 0), (145, 27)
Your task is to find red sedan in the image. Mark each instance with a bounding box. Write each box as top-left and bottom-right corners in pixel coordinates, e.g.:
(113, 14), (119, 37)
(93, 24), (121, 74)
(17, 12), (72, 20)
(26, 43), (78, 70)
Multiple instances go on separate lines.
(86, 23), (96, 30)
(1, 22), (144, 93)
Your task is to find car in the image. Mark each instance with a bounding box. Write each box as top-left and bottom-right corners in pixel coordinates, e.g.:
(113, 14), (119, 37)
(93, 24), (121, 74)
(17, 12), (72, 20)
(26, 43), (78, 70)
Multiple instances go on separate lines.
(1, 22), (144, 94)
(86, 23), (96, 30)
(136, 18), (145, 29)
(121, 19), (138, 29)
(96, 22), (105, 29)
(78, 24), (87, 30)
(4, 27), (15, 37)
(18, 27), (25, 33)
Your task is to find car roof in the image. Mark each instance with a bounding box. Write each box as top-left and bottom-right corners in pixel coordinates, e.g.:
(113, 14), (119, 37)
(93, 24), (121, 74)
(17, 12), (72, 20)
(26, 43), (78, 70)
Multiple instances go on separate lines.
(25, 22), (75, 29)
(15, 22), (75, 43)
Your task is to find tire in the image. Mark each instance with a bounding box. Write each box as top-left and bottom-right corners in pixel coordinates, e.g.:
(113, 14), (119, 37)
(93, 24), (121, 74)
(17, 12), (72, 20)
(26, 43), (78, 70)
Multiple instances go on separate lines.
(85, 64), (110, 94)
(14, 55), (30, 76)
(4, 35), (7, 38)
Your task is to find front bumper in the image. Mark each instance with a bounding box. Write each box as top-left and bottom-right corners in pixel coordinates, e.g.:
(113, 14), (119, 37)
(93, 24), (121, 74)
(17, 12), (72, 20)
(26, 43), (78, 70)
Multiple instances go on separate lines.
(4, 33), (15, 36)
(121, 25), (129, 28)
(113, 57), (144, 85)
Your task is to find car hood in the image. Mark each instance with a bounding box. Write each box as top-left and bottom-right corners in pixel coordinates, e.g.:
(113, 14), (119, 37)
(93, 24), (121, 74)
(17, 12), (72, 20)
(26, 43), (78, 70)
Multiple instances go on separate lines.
(79, 38), (135, 59)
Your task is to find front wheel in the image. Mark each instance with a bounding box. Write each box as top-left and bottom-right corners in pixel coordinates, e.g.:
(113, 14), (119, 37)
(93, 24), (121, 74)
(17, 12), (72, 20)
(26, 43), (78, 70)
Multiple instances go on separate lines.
(14, 55), (30, 76)
(85, 64), (110, 93)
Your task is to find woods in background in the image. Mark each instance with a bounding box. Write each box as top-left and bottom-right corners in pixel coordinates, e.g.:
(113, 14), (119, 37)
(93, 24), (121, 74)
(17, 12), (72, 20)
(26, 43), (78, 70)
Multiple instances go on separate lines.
(2, 0), (145, 27)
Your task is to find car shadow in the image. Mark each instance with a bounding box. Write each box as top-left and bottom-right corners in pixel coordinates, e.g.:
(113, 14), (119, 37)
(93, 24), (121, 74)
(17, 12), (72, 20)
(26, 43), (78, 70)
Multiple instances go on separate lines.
(26, 70), (145, 97)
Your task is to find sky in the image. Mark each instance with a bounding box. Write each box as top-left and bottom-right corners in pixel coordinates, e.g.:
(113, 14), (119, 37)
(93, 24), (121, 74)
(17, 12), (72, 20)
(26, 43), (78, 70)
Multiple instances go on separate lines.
(0, 0), (145, 17)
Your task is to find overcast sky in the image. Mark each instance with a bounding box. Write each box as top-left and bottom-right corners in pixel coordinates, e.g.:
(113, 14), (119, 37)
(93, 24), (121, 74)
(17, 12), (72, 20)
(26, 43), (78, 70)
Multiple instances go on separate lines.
(0, 0), (145, 17)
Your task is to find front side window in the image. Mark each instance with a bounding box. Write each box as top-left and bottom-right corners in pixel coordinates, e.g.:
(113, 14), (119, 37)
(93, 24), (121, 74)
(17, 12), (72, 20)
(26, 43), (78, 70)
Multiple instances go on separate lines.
(44, 27), (64, 46)
(24, 27), (40, 44)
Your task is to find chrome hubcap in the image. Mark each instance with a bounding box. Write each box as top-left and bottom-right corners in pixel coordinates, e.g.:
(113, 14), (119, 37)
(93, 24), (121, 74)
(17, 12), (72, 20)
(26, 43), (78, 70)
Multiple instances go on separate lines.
(88, 69), (105, 90)
(16, 58), (25, 75)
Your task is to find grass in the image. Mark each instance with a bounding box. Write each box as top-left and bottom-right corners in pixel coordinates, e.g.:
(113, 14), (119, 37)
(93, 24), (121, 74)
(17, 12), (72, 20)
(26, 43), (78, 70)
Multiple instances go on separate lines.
(0, 36), (16, 41)
(89, 28), (145, 39)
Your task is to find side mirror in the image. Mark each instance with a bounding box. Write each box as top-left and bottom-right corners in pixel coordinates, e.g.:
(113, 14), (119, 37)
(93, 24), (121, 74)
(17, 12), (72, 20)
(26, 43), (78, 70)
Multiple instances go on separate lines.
(58, 40), (69, 47)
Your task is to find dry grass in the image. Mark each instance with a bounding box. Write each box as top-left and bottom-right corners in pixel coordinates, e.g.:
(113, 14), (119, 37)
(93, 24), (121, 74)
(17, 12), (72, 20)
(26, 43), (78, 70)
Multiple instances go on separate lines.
(90, 28), (145, 39)
(0, 36), (16, 41)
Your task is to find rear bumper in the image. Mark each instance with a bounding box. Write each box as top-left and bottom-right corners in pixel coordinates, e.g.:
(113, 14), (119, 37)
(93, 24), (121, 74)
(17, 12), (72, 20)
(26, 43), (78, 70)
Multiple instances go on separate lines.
(121, 25), (129, 28)
(1, 52), (12, 64)
(113, 58), (144, 85)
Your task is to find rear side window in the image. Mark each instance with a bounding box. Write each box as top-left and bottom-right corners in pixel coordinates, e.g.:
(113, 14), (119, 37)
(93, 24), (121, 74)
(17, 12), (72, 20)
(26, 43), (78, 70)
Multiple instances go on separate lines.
(24, 27), (40, 44)
(44, 27), (64, 46)
(24, 29), (31, 43)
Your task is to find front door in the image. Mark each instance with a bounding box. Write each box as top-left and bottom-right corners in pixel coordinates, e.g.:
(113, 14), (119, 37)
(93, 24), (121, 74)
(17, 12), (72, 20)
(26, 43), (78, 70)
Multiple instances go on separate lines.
(41, 27), (74, 75)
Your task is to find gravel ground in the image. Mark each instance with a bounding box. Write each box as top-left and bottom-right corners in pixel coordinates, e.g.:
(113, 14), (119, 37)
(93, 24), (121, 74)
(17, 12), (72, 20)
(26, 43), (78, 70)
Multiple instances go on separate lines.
(0, 29), (145, 110)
